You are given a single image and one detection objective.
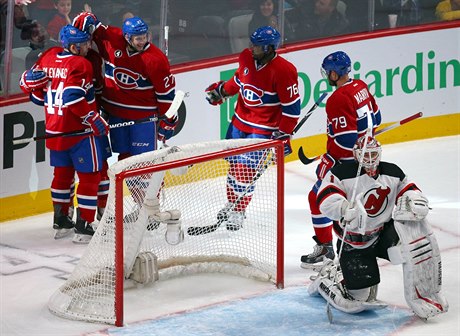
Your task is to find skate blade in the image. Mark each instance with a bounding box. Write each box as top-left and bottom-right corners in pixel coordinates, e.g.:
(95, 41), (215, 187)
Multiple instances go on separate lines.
(72, 233), (92, 244)
(300, 262), (324, 270)
(54, 228), (74, 239)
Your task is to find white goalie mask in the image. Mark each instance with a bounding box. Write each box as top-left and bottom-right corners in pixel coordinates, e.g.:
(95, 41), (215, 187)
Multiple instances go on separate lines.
(353, 136), (382, 176)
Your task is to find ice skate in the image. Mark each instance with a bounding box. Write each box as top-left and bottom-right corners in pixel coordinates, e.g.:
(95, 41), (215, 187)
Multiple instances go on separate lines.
(53, 214), (75, 239)
(301, 236), (335, 268)
(73, 219), (95, 244)
(217, 204), (245, 231)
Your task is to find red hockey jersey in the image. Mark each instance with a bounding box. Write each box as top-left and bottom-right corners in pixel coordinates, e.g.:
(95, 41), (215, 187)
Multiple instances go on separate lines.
(326, 79), (381, 161)
(30, 47), (97, 150)
(223, 48), (301, 136)
(92, 25), (175, 119)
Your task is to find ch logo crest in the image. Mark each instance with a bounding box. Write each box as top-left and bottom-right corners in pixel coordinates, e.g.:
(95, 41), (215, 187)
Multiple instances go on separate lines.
(113, 67), (140, 89)
(241, 84), (264, 107)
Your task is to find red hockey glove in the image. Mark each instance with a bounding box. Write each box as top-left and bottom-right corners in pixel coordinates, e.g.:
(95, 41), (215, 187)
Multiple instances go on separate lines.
(271, 131), (292, 156)
(72, 12), (100, 34)
(83, 111), (109, 136)
(158, 116), (179, 142)
(316, 153), (336, 180)
(20, 68), (49, 93)
(205, 81), (227, 105)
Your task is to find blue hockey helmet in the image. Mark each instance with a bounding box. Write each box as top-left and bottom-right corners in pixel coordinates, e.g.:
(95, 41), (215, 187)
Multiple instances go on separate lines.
(250, 26), (281, 53)
(122, 16), (149, 40)
(321, 51), (351, 78)
(59, 24), (91, 50)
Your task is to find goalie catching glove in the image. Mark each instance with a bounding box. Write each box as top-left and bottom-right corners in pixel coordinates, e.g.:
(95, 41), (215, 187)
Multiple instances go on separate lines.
(205, 80), (227, 105)
(393, 190), (430, 221)
(20, 68), (49, 93)
(82, 111), (109, 136)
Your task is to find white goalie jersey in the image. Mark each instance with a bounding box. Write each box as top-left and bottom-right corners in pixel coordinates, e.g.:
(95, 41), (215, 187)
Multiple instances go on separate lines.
(317, 160), (424, 249)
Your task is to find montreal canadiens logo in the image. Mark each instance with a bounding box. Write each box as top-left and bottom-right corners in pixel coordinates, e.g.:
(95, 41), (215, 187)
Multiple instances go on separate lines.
(114, 50), (122, 58)
(363, 186), (391, 218)
(241, 84), (264, 106)
(113, 67), (140, 89)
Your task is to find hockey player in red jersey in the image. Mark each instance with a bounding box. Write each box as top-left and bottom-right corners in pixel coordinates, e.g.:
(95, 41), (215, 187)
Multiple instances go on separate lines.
(72, 13), (179, 160)
(205, 26), (300, 230)
(20, 24), (109, 243)
(308, 136), (448, 319)
(72, 13), (179, 228)
(301, 51), (382, 267)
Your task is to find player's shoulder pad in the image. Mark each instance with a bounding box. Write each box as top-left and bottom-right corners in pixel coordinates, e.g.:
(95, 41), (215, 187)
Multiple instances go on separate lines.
(330, 161), (362, 180)
(378, 161), (406, 180)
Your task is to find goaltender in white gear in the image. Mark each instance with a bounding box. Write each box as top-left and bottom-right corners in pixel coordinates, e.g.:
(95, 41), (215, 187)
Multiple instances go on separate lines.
(309, 136), (448, 319)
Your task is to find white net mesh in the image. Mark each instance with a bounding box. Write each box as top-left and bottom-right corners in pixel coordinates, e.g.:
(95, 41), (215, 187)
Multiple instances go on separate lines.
(48, 139), (282, 324)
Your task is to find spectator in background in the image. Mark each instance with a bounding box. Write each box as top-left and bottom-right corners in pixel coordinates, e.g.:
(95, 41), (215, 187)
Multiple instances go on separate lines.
(28, 0), (55, 24)
(248, 0), (295, 42)
(291, 0), (349, 41)
(1, 1), (28, 51)
(47, 0), (72, 41)
(436, 0), (460, 20)
(20, 19), (59, 68)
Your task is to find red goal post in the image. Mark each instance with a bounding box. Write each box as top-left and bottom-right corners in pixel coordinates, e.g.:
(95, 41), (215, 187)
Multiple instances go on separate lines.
(48, 138), (285, 326)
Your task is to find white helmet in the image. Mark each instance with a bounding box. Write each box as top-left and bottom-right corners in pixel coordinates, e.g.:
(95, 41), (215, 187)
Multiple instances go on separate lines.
(353, 136), (382, 176)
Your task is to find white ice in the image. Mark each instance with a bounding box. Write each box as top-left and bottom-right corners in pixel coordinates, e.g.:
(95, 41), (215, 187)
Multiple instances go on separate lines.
(1, 136), (459, 336)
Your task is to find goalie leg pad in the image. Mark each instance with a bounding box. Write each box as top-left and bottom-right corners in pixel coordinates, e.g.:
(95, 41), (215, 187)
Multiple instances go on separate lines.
(128, 252), (159, 285)
(309, 275), (386, 313)
(391, 219), (448, 319)
(308, 260), (387, 313)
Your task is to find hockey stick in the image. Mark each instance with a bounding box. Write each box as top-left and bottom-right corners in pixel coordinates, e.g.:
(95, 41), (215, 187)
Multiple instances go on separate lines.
(292, 92), (328, 135)
(298, 111), (424, 165)
(12, 90), (186, 145)
(187, 95), (327, 236)
(187, 149), (275, 236)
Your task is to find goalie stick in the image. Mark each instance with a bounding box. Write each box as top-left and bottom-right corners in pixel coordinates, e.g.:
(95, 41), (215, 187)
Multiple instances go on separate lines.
(12, 90), (186, 145)
(298, 111), (423, 165)
(187, 93), (328, 236)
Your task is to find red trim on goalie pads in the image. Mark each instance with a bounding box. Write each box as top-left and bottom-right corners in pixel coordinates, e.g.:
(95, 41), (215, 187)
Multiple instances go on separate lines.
(76, 171), (101, 222)
(308, 188), (333, 243)
(51, 166), (75, 214)
(226, 163), (256, 212)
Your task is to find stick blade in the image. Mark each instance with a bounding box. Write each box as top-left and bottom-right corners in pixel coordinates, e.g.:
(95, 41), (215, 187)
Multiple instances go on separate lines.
(298, 146), (317, 165)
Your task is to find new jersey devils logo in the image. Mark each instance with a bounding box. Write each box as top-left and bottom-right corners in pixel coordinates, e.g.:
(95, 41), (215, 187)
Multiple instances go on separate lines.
(241, 84), (264, 106)
(113, 67), (140, 89)
(363, 186), (391, 217)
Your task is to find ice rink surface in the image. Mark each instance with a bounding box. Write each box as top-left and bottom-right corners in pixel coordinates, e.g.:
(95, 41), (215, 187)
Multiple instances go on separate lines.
(1, 136), (459, 336)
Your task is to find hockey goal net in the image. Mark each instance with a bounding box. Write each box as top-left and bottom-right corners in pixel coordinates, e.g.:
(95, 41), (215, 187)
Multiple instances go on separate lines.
(48, 139), (284, 325)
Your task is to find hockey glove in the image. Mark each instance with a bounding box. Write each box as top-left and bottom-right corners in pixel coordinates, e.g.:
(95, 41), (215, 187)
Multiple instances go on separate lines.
(72, 12), (100, 34)
(393, 190), (430, 221)
(340, 194), (367, 233)
(271, 131), (292, 156)
(20, 68), (49, 92)
(83, 111), (109, 136)
(205, 81), (227, 105)
(158, 116), (178, 142)
(316, 153), (336, 180)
